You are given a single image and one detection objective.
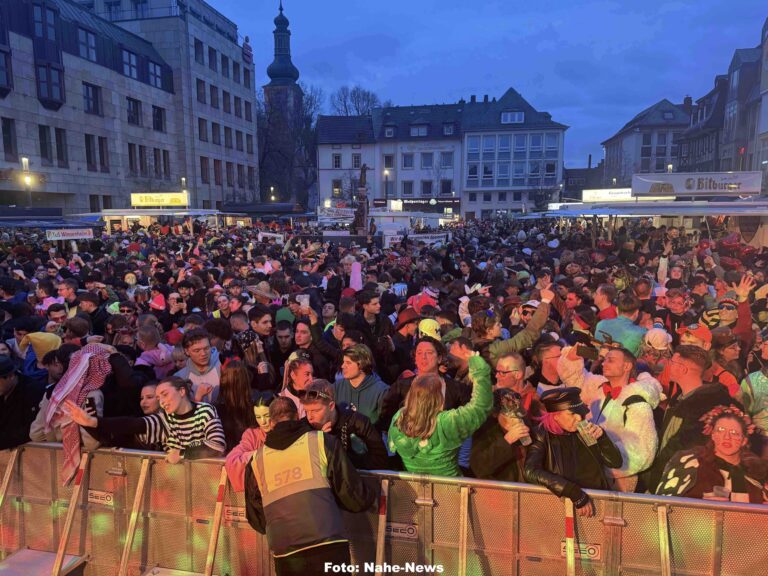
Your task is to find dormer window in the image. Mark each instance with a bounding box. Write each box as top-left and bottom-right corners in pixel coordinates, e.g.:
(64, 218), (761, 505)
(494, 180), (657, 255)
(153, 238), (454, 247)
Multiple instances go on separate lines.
(501, 111), (524, 124)
(663, 111), (674, 120)
(410, 125), (427, 137)
(443, 123), (454, 136)
(385, 127), (394, 138)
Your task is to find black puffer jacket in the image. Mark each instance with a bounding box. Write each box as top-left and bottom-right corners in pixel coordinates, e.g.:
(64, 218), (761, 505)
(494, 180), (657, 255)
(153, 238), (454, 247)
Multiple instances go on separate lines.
(524, 424), (622, 505)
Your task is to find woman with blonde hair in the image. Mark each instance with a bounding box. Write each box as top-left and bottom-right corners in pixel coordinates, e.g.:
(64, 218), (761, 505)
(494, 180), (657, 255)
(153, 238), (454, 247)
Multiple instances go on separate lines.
(387, 350), (492, 477)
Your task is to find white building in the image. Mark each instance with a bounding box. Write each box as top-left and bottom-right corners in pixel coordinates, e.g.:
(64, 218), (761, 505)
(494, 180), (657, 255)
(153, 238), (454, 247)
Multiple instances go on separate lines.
(317, 89), (566, 220)
(0, 0), (178, 212)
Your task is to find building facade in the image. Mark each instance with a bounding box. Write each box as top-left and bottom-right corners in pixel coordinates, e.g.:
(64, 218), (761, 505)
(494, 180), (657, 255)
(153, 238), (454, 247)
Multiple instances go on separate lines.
(760, 18), (768, 187)
(0, 0), (179, 212)
(317, 89), (567, 220)
(719, 47), (761, 172)
(678, 76), (728, 173)
(562, 158), (604, 202)
(602, 98), (694, 187)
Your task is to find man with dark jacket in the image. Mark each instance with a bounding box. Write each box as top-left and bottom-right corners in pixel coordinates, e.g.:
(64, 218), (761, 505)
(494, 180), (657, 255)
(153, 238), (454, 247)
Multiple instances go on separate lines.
(300, 380), (388, 470)
(0, 356), (45, 450)
(245, 397), (375, 576)
(354, 290), (395, 382)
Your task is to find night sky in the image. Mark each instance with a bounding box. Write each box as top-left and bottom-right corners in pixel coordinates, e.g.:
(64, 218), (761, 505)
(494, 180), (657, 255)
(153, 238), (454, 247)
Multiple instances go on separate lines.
(216, 0), (767, 167)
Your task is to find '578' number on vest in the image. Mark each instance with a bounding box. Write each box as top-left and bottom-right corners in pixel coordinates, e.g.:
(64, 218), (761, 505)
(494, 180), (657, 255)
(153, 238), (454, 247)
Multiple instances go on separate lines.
(273, 466), (303, 487)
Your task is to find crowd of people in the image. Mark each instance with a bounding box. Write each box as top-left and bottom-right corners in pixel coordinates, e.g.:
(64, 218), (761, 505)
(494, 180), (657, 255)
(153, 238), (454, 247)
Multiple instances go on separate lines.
(1, 215), (768, 568)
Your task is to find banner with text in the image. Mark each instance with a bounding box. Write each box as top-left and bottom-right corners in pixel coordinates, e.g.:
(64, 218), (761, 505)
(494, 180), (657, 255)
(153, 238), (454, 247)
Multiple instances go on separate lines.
(384, 232), (450, 248)
(46, 228), (94, 241)
(632, 172), (762, 197)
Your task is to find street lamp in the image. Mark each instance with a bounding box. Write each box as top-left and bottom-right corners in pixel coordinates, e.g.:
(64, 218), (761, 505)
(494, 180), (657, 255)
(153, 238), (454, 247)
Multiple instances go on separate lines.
(383, 169), (390, 200)
(21, 157), (32, 206)
(269, 186), (275, 202)
(667, 163), (673, 173)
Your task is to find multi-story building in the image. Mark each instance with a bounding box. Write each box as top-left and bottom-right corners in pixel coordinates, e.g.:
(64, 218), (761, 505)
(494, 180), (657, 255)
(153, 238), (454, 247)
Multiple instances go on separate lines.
(678, 76), (728, 173)
(562, 157), (604, 202)
(760, 18), (768, 187)
(317, 88), (567, 220)
(75, 0), (259, 208)
(602, 98), (694, 187)
(0, 0), (178, 212)
(719, 47), (761, 172)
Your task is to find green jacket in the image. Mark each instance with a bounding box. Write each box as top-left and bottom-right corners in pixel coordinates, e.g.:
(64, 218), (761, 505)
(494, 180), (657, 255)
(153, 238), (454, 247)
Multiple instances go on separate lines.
(487, 302), (550, 368)
(388, 355), (492, 477)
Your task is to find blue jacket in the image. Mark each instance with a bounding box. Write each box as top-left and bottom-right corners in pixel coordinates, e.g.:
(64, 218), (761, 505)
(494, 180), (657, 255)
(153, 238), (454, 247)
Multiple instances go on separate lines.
(334, 373), (389, 425)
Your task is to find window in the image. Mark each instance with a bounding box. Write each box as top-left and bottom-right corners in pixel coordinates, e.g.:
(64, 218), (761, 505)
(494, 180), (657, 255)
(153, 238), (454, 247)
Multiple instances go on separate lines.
(223, 91), (230, 113)
(730, 69), (740, 97)
(499, 192), (507, 202)
(246, 134), (253, 154)
(248, 166), (256, 190)
(85, 134), (97, 171)
(421, 152), (433, 169)
(501, 111), (524, 124)
(467, 163), (479, 184)
(196, 79), (206, 103)
(152, 106), (165, 132)
(402, 153), (414, 169)
(221, 54), (229, 77)
(89, 195), (100, 212)
(226, 162), (234, 187)
(198, 118), (208, 142)
(233, 62), (240, 84)
(545, 161), (556, 175)
(640, 158), (651, 172)
(332, 179), (342, 197)
(655, 157), (666, 172)
(105, 1), (120, 20)
(237, 164), (245, 188)
(402, 181), (414, 195)
(384, 154), (394, 169)
(210, 85), (219, 108)
(213, 159), (222, 185)
(224, 127), (233, 149)
(440, 179), (452, 195)
(234, 96), (242, 118)
(529, 160), (541, 175)
(671, 132), (681, 157)
(440, 151), (453, 168)
(410, 125), (427, 137)
(530, 134), (543, 150)
(55, 128), (67, 167)
(642, 133), (652, 146)
(208, 47), (217, 71)
(352, 154), (361, 169)
(245, 101), (252, 122)
(38, 66), (63, 102)
(421, 180), (433, 196)
(78, 28), (96, 61)
(98, 136), (109, 172)
(133, 0), (148, 17)
(236, 130), (243, 151)
(34, 6), (56, 41)
(163, 149), (170, 179)
(443, 123), (454, 136)
(514, 134), (527, 151)
(127, 97), (142, 125)
(384, 127), (394, 138)
(498, 135), (511, 151)
(467, 135), (480, 161)
(148, 61), (162, 88)
(513, 161), (525, 177)
(468, 192), (477, 202)
(243, 68), (251, 88)
(39, 125), (52, 165)
(482, 162), (494, 182)
(483, 192), (492, 202)
(662, 111), (674, 120)
(102, 195), (112, 209)
(83, 83), (100, 115)
(332, 154), (341, 169)
(0, 50), (11, 91)
(153, 148), (162, 178)
(212, 123), (221, 145)
(482, 135), (495, 152)
(498, 162), (510, 178)
(513, 192), (521, 202)
(128, 143), (138, 174)
(657, 133), (667, 146)
(200, 156), (210, 183)
(138, 145), (148, 176)
(545, 133), (558, 149)
(195, 39), (204, 64)
(2, 117), (16, 161)
(122, 50), (137, 79)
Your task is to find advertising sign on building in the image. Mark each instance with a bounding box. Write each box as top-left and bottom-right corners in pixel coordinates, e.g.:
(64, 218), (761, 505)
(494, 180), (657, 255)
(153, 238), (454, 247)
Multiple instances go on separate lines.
(400, 198), (461, 213)
(46, 228), (94, 241)
(632, 172), (762, 197)
(317, 207), (355, 219)
(130, 192), (190, 207)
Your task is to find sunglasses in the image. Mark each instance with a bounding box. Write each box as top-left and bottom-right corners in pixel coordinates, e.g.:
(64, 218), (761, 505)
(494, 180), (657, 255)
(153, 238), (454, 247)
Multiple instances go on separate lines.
(297, 389), (332, 401)
(495, 368), (522, 375)
(718, 305), (737, 311)
(520, 310), (534, 316)
(119, 308), (134, 313)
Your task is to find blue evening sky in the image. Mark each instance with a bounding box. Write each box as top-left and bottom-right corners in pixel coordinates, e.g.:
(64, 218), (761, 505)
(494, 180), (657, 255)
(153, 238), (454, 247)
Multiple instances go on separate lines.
(216, 0), (767, 167)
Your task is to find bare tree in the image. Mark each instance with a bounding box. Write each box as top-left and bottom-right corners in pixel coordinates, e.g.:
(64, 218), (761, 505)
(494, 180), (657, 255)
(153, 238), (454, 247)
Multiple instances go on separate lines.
(330, 84), (382, 116)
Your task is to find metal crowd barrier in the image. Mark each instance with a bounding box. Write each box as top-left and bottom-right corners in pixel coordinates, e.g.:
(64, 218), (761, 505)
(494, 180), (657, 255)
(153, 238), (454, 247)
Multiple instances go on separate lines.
(0, 443), (766, 575)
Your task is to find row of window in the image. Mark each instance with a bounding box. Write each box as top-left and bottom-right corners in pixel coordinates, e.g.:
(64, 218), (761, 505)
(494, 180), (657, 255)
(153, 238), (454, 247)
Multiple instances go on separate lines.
(333, 152), (455, 170)
(380, 112), (526, 139)
(193, 38), (251, 88)
(127, 143), (172, 179)
(0, 117), (172, 181)
(197, 118), (254, 154)
(332, 178), (454, 197)
(81, 83), (168, 132)
(199, 156), (256, 190)
(196, 79), (252, 121)
(639, 158), (675, 173)
(467, 191), (525, 203)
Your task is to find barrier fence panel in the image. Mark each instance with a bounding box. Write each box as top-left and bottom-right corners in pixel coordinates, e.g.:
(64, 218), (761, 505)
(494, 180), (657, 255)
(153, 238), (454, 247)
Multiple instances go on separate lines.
(1, 445), (768, 576)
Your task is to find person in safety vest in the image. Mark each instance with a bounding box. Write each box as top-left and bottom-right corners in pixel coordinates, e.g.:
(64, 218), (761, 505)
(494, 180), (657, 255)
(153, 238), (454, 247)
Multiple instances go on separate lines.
(245, 396), (376, 576)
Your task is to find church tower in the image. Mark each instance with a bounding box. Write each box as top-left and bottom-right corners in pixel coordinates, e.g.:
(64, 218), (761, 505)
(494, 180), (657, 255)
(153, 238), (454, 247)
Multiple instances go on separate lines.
(262, 1), (304, 205)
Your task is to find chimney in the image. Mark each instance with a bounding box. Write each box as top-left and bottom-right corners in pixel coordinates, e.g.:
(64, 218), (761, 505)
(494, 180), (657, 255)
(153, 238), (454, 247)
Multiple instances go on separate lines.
(588, 154), (592, 169)
(483, 94), (489, 103)
(683, 95), (693, 115)
(470, 95), (476, 103)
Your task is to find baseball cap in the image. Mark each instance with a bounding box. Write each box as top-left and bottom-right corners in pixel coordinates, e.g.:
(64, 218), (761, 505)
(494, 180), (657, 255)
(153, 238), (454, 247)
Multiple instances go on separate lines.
(418, 319), (441, 341)
(676, 322), (712, 344)
(644, 328), (672, 351)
